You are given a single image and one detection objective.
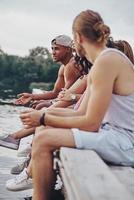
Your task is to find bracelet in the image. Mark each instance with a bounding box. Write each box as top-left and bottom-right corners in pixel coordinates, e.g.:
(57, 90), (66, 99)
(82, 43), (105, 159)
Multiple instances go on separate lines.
(39, 113), (46, 126)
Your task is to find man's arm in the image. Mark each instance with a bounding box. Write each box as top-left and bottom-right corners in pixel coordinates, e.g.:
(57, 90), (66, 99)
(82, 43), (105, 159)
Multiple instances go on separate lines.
(20, 54), (119, 130)
(15, 65), (65, 105)
(44, 55), (118, 131)
(32, 65), (65, 100)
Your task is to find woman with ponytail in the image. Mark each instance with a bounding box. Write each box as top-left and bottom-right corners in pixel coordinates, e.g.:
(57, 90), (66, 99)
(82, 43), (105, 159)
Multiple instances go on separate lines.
(107, 37), (134, 64)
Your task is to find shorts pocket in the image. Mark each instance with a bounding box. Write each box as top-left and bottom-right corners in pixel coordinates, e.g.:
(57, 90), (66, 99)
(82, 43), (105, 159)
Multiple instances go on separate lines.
(119, 137), (134, 151)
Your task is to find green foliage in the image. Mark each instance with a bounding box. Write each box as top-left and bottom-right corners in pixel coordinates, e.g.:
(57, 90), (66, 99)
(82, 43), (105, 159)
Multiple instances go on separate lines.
(0, 46), (60, 98)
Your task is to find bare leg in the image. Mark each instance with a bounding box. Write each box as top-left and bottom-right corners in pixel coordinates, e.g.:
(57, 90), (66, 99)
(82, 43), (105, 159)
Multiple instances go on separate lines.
(27, 159), (32, 177)
(11, 121), (51, 140)
(11, 127), (35, 139)
(31, 127), (75, 200)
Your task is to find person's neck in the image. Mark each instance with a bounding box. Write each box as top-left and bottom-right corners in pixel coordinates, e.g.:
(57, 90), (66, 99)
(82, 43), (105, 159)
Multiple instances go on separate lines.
(62, 54), (73, 65)
(84, 43), (107, 64)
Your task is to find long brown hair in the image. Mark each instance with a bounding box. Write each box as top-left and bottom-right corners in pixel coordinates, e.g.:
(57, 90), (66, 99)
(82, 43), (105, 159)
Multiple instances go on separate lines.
(72, 9), (110, 44)
(74, 54), (92, 75)
(73, 9), (134, 64)
(107, 37), (134, 64)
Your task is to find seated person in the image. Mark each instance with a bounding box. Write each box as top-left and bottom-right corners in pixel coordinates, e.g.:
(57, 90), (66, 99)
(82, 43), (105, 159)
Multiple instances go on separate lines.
(0, 35), (133, 150)
(0, 56), (92, 150)
(4, 36), (134, 192)
(15, 34), (81, 107)
(5, 10), (134, 200)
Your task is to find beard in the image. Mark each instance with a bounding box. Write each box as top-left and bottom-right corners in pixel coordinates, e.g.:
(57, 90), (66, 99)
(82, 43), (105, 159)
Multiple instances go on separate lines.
(75, 43), (86, 57)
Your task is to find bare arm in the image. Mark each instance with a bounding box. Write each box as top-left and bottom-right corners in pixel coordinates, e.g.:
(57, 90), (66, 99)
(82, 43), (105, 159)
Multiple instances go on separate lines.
(31, 65), (65, 100)
(46, 107), (78, 116)
(16, 65), (65, 105)
(62, 75), (87, 95)
(20, 54), (118, 130)
(17, 62), (82, 105)
(48, 75), (87, 108)
(44, 55), (118, 131)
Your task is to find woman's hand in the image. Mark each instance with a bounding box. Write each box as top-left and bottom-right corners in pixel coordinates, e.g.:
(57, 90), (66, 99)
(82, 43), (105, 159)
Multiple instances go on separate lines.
(58, 89), (73, 102)
(20, 109), (43, 127)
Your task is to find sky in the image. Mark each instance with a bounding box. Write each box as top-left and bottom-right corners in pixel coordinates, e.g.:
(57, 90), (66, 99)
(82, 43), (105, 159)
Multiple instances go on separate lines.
(0, 0), (133, 56)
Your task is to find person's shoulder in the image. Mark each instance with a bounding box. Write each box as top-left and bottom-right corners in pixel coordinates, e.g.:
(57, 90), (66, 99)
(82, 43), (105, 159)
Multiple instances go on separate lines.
(65, 57), (77, 68)
(95, 49), (122, 68)
(89, 49), (121, 79)
(59, 64), (65, 71)
(69, 57), (76, 64)
(65, 58), (81, 77)
(97, 48), (125, 63)
(58, 64), (64, 75)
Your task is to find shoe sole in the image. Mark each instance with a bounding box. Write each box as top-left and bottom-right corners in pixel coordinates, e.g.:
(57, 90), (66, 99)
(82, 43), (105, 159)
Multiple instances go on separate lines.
(10, 168), (25, 175)
(10, 171), (22, 175)
(17, 148), (31, 157)
(6, 183), (33, 191)
(0, 140), (19, 150)
(17, 152), (30, 157)
(24, 197), (32, 200)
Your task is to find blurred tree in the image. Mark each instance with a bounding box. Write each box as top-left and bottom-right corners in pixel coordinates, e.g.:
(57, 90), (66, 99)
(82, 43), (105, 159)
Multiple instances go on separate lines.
(0, 46), (5, 55)
(29, 46), (50, 57)
(0, 47), (60, 98)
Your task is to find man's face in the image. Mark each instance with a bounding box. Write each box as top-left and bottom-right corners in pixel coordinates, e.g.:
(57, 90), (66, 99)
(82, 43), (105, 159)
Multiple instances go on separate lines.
(51, 43), (70, 63)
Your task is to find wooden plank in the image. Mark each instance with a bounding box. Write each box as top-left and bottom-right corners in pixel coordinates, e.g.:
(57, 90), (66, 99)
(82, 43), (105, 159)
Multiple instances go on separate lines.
(110, 166), (134, 196)
(60, 147), (133, 200)
(60, 166), (75, 200)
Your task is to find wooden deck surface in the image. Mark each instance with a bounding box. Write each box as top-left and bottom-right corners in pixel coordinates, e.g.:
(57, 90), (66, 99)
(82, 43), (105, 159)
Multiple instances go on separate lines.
(59, 147), (134, 200)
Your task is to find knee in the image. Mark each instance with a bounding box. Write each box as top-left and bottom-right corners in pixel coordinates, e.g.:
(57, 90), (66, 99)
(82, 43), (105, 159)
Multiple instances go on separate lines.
(35, 126), (45, 135)
(32, 130), (53, 158)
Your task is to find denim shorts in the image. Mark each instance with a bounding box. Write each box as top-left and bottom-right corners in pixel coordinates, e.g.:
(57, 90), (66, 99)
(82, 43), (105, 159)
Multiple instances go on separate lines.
(71, 124), (134, 166)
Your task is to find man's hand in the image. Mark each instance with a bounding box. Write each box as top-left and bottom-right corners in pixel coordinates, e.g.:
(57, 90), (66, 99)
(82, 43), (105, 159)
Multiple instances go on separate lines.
(18, 93), (32, 98)
(20, 109), (43, 127)
(14, 93), (33, 105)
(30, 100), (44, 109)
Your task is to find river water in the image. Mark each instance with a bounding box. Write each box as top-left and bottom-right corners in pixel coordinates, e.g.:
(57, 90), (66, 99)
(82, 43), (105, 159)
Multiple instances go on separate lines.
(0, 104), (32, 199)
(0, 104), (23, 136)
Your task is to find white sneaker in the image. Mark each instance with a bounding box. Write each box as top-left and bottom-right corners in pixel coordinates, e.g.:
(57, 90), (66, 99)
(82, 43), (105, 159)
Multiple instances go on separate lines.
(17, 143), (31, 157)
(11, 157), (30, 175)
(6, 168), (33, 191)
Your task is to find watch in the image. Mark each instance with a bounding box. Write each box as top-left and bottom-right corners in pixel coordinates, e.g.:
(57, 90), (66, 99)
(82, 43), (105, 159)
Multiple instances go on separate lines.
(70, 94), (77, 102)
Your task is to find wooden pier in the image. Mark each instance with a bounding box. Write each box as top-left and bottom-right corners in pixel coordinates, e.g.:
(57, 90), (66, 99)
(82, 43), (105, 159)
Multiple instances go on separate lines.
(58, 148), (134, 200)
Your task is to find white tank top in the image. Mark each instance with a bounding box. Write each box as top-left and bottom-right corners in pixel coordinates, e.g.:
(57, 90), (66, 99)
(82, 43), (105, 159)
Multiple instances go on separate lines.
(101, 48), (134, 131)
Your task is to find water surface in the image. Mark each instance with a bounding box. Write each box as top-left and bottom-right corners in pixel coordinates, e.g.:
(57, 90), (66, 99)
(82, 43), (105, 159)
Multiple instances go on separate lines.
(0, 105), (32, 199)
